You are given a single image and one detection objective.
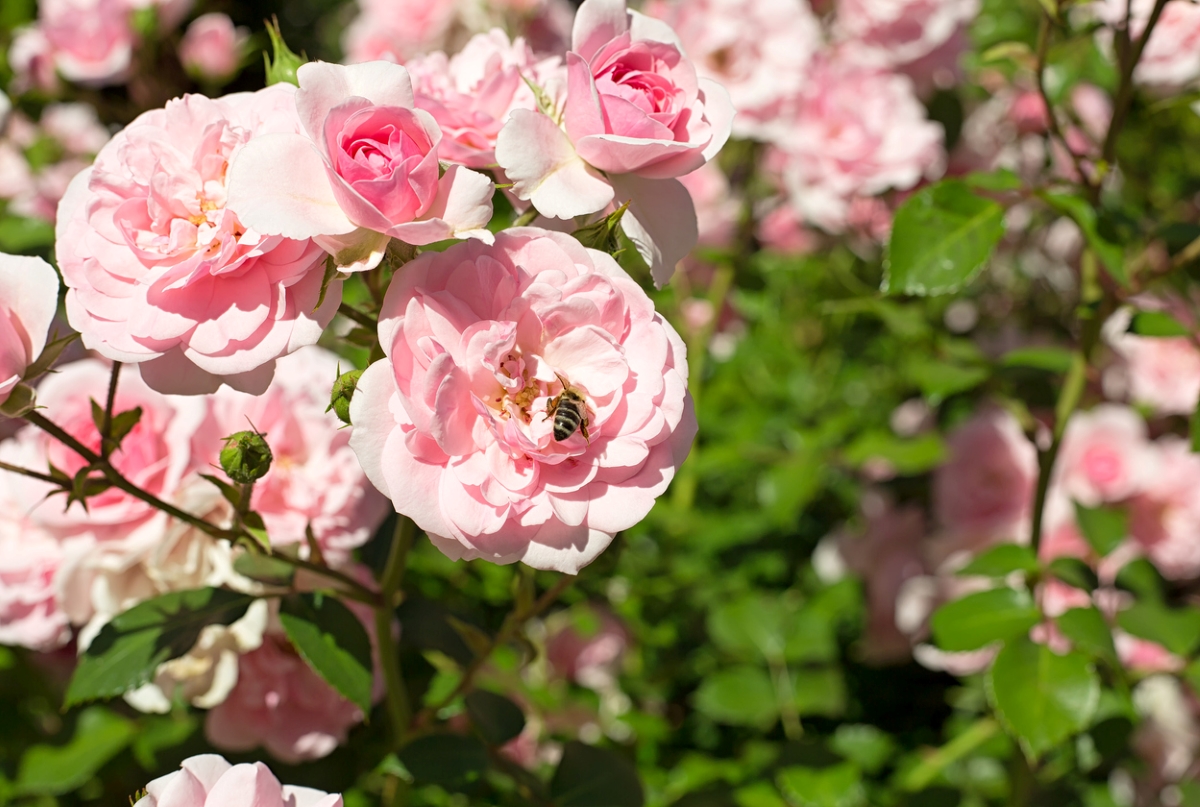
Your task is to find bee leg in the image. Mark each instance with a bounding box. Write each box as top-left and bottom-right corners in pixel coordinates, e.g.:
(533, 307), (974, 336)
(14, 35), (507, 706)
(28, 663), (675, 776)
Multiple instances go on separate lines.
(580, 419), (590, 444)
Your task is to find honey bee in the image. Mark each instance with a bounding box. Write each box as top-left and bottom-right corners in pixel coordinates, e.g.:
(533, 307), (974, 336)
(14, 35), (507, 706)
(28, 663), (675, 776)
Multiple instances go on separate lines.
(546, 373), (590, 443)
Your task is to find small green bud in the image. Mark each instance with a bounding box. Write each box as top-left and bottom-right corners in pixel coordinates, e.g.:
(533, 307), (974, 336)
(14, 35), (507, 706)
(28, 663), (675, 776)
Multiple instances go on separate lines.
(263, 18), (306, 87)
(328, 369), (363, 425)
(220, 430), (273, 484)
(571, 202), (630, 254)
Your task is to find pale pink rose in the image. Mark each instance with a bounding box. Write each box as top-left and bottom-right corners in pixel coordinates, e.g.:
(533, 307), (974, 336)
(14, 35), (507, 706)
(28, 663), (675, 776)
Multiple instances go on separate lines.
(765, 54), (943, 233)
(179, 13), (247, 83)
(0, 501), (79, 651)
(57, 86), (334, 396)
(204, 347), (389, 561)
(34, 0), (136, 86)
(9, 27), (59, 93)
(833, 0), (979, 85)
(226, 61), (496, 274)
(839, 500), (927, 664)
(341, 0), (457, 64)
(1129, 438), (1200, 580)
(495, 0), (734, 283)
(39, 103), (111, 156)
(1117, 632), (1184, 673)
(205, 630), (367, 763)
(1104, 308), (1200, 416)
(409, 30), (563, 169)
(134, 754), (343, 807)
(933, 408), (1038, 548)
(756, 203), (819, 253)
(1093, 0), (1200, 89)
(643, 0), (821, 139)
(546, 606), (631, 688)
(1053, 404), (1152, 506)
(348, 229), (696, 573)
(0, 254), (59, 406)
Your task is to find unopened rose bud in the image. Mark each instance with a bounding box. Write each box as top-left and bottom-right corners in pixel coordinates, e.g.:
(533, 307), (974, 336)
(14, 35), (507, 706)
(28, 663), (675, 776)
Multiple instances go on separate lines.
(263, 19), (306, 87)
(220, 430), (273, 484)
(327, 369), (363, 425)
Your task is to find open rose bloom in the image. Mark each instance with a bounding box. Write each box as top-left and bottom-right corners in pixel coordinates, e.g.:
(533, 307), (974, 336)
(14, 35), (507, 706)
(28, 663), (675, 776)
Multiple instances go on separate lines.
(226, 61), (496, 273)
(496, 0), (733, 284)
(135, 755), (342, 807)
(350, 229), (695, 573)
(56, 85), (335, 395)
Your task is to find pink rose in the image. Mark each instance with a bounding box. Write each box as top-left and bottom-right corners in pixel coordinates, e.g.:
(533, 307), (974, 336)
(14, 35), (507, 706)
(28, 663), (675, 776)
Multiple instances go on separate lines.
(1093, 0), (1200, 90)
(341, 0), (457, 64)
(0, 503), (77, 651)
(409, 30), (563, 169)
(1104, 307), (1200, 416)
(933, 408), (1038, 548)
(643, 0), (821, 140)
(205, 630), (367, 763)
(546, 606), (631, 688)
(495, 0), (734, 283)
(226, 61), (496, 274)
(1130, 438), (1200, 580)
(1116, 633), (1183, 673)
(1054, 404), (1152, 506)
(179, 13), (247, 83)
(32, 0), (136, 86)
(0, 254), (59, 406)
(57, 86), (335, 396)
(764, 53), (943, 233)
(204, 347), (390, 562)
(134, 754), (342, 807)
(349, 229), (696, 573)
(833, 0), (979, 86)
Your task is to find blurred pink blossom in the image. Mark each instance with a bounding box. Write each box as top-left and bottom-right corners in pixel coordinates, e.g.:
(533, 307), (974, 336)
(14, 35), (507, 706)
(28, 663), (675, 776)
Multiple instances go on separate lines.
(1053, 404), (1152, 507)
(933, 408), (1037, 549)
(1093, 0), (1200, 90)
(342, 0), (457, 64)
(546, 607), (631, 688)
(679, 162), (740, 248)
(179, 13), (247, 83)
(134, 754), (342, 807)
(1104, 306), (1200, 416)
(1129, 438), (1200, 580)
(765, 54), (943, 233)
(643, 0), (822, 139)
(205, 629), (368, 763)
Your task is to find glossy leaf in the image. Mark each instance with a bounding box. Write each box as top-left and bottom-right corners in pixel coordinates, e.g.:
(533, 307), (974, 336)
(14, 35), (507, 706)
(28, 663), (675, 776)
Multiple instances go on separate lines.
(883, 180), (1006, 296)
(1056, 607), (1117, 664)
(957, 544), (1039, 577)
(1129, 310), (1190, 337)
(1073, 502), (1128, 557)
(279, 593), (374, 714)
(931, 588), (1041, 652)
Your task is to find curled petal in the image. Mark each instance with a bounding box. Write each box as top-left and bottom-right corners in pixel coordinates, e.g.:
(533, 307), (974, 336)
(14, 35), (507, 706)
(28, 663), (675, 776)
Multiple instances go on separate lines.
(496, 109), (614, 220)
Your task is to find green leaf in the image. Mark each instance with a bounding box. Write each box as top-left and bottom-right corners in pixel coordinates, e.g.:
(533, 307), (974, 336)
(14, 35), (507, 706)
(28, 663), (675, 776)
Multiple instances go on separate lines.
(65, 588), (255, 707)
(1056, 608), (1117, 664)
(986, 637), (1100, 760)
(843, 432), (946, 476)
(964, 168), (1024, 191)
(776, 764), (866, 807)
(1129, 310), (1191, 338)
(1040, 192), (1126, 285)
(1073, 502), (1128, 557)
(465, 690), (525, 747)
(279, 593), (374, 714)
(0, 215), (55, 252)
(22, 332), (78, 382)
(734, 782), (788, 807)
(693, 666), (779, 728)
(931, 588), (1041, 652)
(0, 382), (35, 418)
(882, 179), (1006, 296)
(1048, 557), (1099, 592)
(231, 552), (295, 586)
(830, 725), (896, 775)
(792, 667), (847, 718)
(708, 595), (836, 664)
(999, 347), (1075, 373)
(572, 202), (630, 254)
(905, 359), (989, 404)
(1183, 658), (1200, 698)
(15, 707), (134, 795)
(550, 741), (645, 807)
(957, 544), (1039, 577)
(398, 735), (487, 788)
(131, 714), (198, 770)
(1116, 602), (1200, 656)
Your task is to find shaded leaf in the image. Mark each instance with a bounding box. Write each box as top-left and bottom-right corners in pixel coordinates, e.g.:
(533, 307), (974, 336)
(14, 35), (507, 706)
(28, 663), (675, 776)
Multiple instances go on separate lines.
(399, 734), (487, 788)
(279, 593), (374, 714)
(15, 708), (133, 796)
(465, 690), (525, 747)
(551, 741), (645, 807)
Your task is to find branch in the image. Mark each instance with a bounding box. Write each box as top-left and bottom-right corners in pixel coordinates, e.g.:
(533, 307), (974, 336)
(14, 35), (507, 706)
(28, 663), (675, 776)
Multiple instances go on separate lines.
(100, 362), (122, 460)
(377, 516), (416, 750)
(1101, 0), (1171, 164)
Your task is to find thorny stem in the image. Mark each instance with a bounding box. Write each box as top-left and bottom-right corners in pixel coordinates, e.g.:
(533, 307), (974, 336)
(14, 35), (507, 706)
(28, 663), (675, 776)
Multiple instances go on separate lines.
(100, 362), (122, 460)
(405, 574), (575, 740)
(20, 409), (380, 606)
(0, 459), (63, 486)
(377, 516), (416, 751)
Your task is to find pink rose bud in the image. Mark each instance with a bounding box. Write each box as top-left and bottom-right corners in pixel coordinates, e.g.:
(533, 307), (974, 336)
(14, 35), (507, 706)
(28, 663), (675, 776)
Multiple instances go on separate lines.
(348, 229), (697, 573)
(179, 13), (246, 83)
(0, 255), (58, 407)
(134, 754), (343, 807)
